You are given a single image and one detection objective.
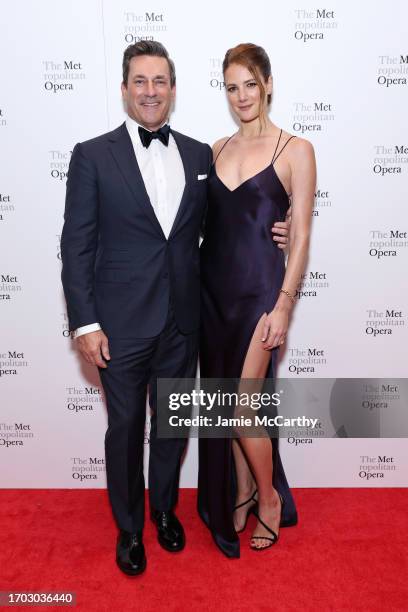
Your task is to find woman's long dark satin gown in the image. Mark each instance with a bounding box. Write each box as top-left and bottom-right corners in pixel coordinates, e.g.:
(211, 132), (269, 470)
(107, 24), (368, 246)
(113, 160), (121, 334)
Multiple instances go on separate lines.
(198, 156), (298, 558)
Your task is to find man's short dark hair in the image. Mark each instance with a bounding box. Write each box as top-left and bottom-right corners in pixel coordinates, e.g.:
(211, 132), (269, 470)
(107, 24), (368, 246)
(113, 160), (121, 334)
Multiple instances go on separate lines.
(122, 41), (176, 87)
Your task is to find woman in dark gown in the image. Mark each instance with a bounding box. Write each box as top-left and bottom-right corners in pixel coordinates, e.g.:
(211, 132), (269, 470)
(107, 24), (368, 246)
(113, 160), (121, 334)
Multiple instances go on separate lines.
(198, 43), (316, 557)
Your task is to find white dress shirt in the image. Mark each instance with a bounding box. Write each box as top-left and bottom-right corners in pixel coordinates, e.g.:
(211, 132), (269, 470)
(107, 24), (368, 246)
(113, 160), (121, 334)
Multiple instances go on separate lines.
(74, 115), (185, 339)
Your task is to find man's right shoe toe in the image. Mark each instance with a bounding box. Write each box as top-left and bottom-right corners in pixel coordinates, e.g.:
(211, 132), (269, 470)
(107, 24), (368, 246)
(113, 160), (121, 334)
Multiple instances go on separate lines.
(116, 530), (146, 576)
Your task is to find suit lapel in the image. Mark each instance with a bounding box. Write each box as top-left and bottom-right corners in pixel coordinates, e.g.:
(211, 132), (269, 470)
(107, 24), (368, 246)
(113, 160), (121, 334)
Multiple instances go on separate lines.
(169, 129), (194, 239)
(108, 123), (196, 240)
(108, 123), (166, 239)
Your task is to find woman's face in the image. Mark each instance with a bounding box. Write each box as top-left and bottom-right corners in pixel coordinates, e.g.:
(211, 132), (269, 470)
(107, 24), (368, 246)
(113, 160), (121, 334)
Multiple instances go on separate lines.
(224, 62), (271, 123)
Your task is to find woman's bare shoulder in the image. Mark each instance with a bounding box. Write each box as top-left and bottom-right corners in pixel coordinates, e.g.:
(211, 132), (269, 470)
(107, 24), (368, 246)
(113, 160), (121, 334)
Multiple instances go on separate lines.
(286, 135), (316, 181)
(286, 132), (315, 157)
(212, 136), (231, 157)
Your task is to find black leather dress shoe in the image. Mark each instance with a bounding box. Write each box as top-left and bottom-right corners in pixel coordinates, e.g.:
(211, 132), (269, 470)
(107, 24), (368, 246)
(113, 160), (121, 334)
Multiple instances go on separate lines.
(116, 530), (146, 576)
(151, 509), (185, 552)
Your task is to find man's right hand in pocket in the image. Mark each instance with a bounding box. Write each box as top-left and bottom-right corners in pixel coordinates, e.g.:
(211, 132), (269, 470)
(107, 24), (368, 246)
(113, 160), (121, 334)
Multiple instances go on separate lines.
(77, 330), (111, 368)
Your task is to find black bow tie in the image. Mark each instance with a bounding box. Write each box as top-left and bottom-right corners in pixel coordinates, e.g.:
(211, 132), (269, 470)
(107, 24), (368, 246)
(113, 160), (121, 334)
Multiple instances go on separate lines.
(138, 124), (170, 148)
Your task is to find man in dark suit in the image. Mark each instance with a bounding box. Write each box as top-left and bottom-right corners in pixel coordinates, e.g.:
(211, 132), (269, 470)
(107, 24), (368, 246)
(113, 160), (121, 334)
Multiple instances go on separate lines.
(61, 41), (211, 576)
(61, 41), (289, 576)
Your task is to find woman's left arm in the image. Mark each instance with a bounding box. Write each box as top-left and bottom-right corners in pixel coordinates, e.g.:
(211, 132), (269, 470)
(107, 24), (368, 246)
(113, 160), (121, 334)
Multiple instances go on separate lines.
(262, 138), (316, 349)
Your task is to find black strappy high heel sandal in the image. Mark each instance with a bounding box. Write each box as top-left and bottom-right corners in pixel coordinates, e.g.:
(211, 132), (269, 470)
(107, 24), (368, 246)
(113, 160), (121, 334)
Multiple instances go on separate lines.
(250, 492), (284, 550)
(233, 489), (258, 534)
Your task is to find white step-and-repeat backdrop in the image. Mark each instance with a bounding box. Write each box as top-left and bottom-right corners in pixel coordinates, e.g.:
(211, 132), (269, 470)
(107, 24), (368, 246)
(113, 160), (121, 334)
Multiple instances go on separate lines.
(0, 0), (407, 488)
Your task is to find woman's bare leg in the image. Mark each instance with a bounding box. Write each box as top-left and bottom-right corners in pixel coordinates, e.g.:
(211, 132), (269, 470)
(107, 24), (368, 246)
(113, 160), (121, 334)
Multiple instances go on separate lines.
(234, 314), (282, 548)
(232, 439), (256, 531)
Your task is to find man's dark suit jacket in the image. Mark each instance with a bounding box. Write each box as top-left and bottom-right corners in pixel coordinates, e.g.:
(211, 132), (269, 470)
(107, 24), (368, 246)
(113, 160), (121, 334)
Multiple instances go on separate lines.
(61, 122), (212, 338)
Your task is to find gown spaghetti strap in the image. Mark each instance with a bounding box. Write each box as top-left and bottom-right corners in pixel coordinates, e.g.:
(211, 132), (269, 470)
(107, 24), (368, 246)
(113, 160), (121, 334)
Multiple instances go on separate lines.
(198, 129), (298, 558)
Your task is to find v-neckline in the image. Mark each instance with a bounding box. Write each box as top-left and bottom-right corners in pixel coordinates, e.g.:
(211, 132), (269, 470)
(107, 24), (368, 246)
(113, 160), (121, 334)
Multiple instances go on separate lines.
(213, 162), (290, 198)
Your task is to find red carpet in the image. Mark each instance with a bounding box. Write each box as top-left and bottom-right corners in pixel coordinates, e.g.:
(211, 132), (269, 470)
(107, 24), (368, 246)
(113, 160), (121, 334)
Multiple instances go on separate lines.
(0, 488), (407, 611)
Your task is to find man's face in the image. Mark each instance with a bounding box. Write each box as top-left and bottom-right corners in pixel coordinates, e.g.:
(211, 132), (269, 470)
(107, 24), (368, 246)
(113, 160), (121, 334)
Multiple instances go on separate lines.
(121, 55), (175, 130)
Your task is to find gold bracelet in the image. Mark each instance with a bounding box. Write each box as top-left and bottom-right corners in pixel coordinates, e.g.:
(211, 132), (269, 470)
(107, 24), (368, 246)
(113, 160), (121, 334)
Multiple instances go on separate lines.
(279, 288), (296, 303)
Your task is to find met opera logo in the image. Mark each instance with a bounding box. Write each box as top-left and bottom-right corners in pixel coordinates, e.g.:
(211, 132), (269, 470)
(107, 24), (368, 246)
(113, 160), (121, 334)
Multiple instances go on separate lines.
(377, 54), (408, 87)
(313, 189), (332, 217)
(373, 144), (408, 176)
(365, 308), (405, 338)
(359, 454), (397, 480)
(287, 347), (327, 376)
(61, 312), (73, 339)
(296, 270), (329, 299)
(292, 101), (334, 135)
(330, 379), (407, 442)
(0, 351), (28, 378)
(368, 229), (408, 258)
(49, 150), (71, 182)
(0, 191), (14, 222)
(66, 386), (104, 414)
(293, 8), (338, 42)
(0, 422), (34, 449)
(42, 60), (86, 93)
(286, 420), (324, 447)
(0, 274), (22, 301)
(208, 58), (224, 92)
(123, 11), (167, 44)
(70, 456), (106, 483)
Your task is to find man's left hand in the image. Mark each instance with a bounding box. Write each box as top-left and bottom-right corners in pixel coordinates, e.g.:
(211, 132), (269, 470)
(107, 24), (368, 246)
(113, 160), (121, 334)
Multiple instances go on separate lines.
(271, 204), (292, 249)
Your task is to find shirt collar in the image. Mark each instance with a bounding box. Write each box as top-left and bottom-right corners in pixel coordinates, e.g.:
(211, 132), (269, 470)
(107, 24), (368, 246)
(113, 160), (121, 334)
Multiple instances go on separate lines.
(125, 115), (170, 147)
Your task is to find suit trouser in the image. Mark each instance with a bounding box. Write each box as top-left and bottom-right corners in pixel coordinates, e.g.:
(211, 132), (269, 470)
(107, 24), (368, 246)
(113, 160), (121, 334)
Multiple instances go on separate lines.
(99, 301), (199, 533)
